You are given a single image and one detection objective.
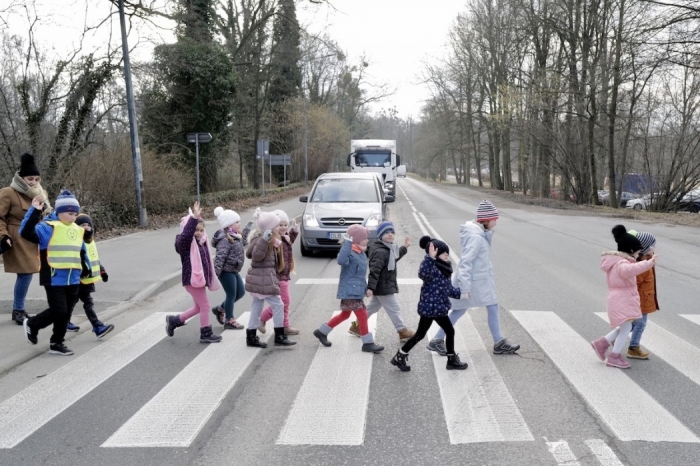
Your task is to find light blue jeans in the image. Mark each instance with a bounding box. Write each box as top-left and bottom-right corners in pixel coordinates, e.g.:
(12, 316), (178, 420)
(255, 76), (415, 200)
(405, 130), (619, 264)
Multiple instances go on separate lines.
(13, 273), (34, 311)
(247, 295), (284, 330)
(629, 314), (648, 348)
(434, 303), (502, 342)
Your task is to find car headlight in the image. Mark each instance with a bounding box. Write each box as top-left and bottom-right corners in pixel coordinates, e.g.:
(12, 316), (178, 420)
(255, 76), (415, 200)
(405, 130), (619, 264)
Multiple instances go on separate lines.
(365, 213), (382, 228)
(304, 214), (319, 227)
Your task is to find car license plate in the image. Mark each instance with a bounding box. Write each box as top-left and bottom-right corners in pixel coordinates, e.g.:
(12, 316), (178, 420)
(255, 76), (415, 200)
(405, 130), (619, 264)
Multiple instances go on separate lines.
(327, 232), (343, 240)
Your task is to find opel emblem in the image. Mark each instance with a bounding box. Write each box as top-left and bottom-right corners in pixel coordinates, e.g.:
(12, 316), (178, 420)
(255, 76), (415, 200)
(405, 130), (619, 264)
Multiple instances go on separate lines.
(338, 218), (346, 225)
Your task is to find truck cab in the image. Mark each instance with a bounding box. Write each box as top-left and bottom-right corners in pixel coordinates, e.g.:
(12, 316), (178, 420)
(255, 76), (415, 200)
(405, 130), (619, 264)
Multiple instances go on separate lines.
(347, 139), (400, 196)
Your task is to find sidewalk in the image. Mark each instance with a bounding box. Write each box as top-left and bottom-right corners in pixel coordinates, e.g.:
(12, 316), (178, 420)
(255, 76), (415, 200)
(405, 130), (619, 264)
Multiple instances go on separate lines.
(0, 197), (305, 374)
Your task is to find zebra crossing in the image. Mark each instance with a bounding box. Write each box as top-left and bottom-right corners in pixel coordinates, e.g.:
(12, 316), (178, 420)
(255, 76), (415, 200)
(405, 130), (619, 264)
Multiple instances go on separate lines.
(2, 304), (700, 464)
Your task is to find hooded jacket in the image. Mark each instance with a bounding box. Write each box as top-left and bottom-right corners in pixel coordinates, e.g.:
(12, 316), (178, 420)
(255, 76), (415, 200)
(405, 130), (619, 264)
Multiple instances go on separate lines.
(19, 206), (90, 287)
(367, 240), (408, 295)
(212, 228), (247, 275)
(636, 265), (659, 314)
(600, 251), (655, 327)
(450, 220), (497, 309)
(336, 239), (368, 299)
(244, 232), (280, 296)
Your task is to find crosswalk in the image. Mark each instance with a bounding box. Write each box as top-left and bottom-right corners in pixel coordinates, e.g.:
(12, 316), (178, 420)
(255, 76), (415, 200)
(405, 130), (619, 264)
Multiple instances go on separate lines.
(2, 305), (700, 463)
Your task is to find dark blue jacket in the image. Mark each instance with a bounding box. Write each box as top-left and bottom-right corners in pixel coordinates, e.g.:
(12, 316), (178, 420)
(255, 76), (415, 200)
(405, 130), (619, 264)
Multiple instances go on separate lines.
(417, 255), (460, 317)
(336, 240), (368, 300)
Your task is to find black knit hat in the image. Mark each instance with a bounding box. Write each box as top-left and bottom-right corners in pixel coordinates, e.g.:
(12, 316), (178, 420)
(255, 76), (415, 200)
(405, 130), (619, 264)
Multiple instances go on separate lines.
(18, 152), (40, 177)
(76, 213), (94, 230)
(612, 225), (642, 255)
(419, 235), (449, 257)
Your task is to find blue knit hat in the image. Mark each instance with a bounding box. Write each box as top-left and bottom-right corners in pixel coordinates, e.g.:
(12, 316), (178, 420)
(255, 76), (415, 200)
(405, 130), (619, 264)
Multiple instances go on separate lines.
(54, 189), (80, 214)
(376, 221), (395, 239)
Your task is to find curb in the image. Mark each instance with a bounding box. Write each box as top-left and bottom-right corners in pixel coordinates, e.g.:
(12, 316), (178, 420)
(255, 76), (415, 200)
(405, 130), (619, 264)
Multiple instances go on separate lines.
(0, 271), (183, 376)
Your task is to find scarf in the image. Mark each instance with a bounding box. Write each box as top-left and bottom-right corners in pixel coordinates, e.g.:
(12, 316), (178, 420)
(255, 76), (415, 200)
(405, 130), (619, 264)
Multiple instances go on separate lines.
(10, 173), (52, 211)
(181, 214), (220, 291)
(381, 241), (400, 271)
(352, 243), (366, 254)
(435, 258), (453, 278)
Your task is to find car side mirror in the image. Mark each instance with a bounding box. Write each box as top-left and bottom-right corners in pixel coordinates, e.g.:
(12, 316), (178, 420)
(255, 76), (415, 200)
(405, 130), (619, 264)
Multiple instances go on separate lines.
(299, 195), (308, 202)
(384, 195), (395, 203)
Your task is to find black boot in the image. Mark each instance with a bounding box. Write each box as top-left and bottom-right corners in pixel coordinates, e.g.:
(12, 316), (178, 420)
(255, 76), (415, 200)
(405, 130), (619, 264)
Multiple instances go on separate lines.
(165, 315), (185, 337)
(200, 325), (222, 343)
(12, 310), (28, 325)
(246, 329), (267, 348)
(274, 327), (296, 346)
(390, 350), (411, 372)
(446, 353), (468, 370)
(313, 329), (331, 347)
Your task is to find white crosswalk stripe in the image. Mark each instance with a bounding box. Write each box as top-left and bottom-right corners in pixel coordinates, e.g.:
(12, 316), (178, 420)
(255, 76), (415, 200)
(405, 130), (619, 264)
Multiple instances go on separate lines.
(102, 312), (267, 448)
(428, 316), (533, 443)
(585, 439), (625, 466)
(0, 313), (168, 449)
(512, 310), (698, 443)
(680, 314), (700, 327)
(546, 439), (581, 465)
(277, 312), (378, 445)
(295, 278), (422, 285)
(595, 313), (700, 386)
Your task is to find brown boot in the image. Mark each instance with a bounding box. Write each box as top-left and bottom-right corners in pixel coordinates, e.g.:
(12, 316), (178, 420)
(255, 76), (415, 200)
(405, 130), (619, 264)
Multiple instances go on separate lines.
(627, 346), (650, 360)
(348, 321), (361, 337)
(284, 326), (300, 335)
(398, 327), (415, 342)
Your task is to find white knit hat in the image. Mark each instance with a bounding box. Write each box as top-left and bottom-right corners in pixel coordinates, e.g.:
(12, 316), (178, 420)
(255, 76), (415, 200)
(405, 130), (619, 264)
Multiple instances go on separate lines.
(214, 206), (240, 229)
(273, 209), (289, 223)
(254, 208), (280, 232)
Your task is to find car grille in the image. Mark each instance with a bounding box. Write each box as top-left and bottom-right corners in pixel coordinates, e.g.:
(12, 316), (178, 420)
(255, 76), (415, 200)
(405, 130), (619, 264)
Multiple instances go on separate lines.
(320, 217), (364, 227)
(317, 238), (341, 245)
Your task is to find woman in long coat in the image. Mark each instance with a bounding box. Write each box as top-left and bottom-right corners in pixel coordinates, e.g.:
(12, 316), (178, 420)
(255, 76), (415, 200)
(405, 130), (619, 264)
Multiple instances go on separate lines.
(0, 153), (51, 324)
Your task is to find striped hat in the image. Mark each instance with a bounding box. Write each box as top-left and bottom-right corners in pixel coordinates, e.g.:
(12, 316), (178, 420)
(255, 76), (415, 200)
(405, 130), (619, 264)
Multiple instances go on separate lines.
(629, 230), (656, 253)
(376, 221), (395, 239)
(476, 200), (499, 222)
(54, 189), (80, 214)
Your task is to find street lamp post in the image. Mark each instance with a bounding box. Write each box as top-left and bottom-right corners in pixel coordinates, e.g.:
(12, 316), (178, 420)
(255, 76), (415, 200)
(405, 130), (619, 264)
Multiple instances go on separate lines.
(187, 133), (212, 203)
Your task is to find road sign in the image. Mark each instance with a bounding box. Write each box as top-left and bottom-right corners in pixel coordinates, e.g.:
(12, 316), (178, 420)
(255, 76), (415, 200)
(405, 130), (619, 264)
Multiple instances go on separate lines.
(268, 154), (291, 166)
(187, 133), (212, 144)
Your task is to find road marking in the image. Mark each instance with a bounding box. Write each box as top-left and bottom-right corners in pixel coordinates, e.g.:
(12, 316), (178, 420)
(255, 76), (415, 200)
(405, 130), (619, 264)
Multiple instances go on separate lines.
(0, 313), (169, 449)
(412, 212), (429, 235)
(585, 439), (624, 466)
(102, 312), (267, 448)
(417, 212), (459, 263)
(428, 315), (533, 443)
(512, 311), (698, 442)
(680, 314), (700, 327)
(595, 313), (700, 386)
(546, 439), (581, 465)
(296, 278), (422, 285)
(277, 312), (378, 445)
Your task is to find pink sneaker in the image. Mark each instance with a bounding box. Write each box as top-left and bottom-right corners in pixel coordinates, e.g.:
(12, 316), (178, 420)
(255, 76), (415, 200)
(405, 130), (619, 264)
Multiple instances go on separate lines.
(606, 352), (631, 369)
(590, 337), (610, 361)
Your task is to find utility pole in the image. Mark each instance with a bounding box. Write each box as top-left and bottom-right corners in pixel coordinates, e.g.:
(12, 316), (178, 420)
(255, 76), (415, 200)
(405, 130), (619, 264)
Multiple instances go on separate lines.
(118, 0), (147, 227)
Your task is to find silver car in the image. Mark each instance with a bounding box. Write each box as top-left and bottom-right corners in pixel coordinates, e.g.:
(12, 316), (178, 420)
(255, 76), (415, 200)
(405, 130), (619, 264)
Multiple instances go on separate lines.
(299, 172), (394, 256)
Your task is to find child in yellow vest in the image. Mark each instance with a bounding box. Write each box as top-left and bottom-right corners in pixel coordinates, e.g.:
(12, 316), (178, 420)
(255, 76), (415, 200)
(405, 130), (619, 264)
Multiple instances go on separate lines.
(19, 190), (90, 356)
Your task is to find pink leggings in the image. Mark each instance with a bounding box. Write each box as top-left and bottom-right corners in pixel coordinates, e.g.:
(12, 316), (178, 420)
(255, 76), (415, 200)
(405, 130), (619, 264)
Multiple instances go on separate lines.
(261, 280), (290, 327)
(178, 285), (210, 328)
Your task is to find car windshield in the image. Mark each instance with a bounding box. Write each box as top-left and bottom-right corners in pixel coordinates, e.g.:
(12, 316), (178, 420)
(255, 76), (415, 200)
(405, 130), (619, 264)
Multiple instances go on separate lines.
(355, 151), (391, 167)
(311, 179), (379, 203)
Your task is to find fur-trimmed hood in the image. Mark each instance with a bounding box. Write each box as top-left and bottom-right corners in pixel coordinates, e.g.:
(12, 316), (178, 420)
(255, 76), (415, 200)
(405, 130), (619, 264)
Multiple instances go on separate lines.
(600, 250), (635, 273)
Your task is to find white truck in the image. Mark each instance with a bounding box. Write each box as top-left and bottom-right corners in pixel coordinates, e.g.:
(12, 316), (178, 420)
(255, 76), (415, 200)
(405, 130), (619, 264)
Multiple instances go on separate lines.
(347, 139), (402, 196)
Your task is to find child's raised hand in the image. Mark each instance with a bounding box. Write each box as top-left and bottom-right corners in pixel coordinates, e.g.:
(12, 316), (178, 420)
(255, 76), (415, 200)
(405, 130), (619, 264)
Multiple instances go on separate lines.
(192, 201), (201, 218)
(404, 236), (411, 248)
(649, 253), (658, 265)
(31, 196), (44, 210)
(428, 242), (437, 258)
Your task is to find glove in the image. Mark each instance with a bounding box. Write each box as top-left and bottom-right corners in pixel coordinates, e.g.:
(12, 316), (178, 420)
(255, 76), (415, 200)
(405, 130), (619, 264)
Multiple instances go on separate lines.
(244, 220), (254, 230)
(263, 230), (272, 241)
(101, 272), (109, 283)
(341, 233), (352, 243)
(0, 235), (12, 252)
(289, 218), (298, 232)
(460, 292), (470, 300)
(81, 266), (91, 279)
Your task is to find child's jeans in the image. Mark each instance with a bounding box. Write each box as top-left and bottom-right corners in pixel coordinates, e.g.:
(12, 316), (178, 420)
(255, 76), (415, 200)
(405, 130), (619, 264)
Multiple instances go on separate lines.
(629, 314), (648, 347)
(179, 285), (210, 328)
(218, 272), (245, 320)
(248, 295), (284, 330)
(260, 280), (290, 327)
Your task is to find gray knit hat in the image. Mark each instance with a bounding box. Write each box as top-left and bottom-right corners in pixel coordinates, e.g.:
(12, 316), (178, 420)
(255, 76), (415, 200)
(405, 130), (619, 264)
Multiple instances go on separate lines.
(629, 230), (656, 253)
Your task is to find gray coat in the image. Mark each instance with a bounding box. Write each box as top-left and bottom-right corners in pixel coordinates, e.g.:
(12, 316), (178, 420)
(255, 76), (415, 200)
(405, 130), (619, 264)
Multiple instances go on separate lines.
(449, 220), (498, 309)
(244, 232), (280, 296)
(212, 229), (247, 275)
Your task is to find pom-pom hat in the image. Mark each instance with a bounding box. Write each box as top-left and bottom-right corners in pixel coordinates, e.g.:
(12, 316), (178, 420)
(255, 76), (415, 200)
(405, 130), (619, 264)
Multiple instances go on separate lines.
(55, 189), (80, 214)
(612, 224), (642, 255)
(214, 206), (240, 229)
(273, 209), (289, 223)
(254, 208), (280, 232)
(419, 235), (449, 257)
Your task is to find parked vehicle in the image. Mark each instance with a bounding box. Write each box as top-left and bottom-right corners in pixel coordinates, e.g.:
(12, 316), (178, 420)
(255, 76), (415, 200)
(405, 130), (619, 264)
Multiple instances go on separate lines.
(601, 191), (636, 207)
(347, 139), (400, 195)
(626, 195), (651, 210)
(298, 172), (393, 256)
(397, 165), (407, 177)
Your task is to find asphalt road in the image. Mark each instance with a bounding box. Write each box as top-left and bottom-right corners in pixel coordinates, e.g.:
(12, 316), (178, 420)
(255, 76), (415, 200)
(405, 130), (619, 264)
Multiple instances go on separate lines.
(1, 177), (699, 466)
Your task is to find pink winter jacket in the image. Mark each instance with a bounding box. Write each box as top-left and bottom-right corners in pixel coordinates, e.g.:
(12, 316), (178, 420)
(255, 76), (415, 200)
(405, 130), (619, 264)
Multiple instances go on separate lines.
(600, 251), (655, 328)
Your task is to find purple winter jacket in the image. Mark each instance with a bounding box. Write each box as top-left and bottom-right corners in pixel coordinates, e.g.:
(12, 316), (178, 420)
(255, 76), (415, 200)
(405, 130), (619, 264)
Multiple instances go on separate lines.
(175, 216), (213, 287)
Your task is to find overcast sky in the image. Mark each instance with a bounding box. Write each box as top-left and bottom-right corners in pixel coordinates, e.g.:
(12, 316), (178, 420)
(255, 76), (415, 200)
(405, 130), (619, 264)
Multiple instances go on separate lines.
(3, 0), (466, 119)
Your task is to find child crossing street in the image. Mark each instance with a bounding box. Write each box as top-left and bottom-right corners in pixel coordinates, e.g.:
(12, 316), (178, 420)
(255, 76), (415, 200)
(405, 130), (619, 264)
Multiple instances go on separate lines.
(627, 230), (659, 360)
(211, 206), (247, 330)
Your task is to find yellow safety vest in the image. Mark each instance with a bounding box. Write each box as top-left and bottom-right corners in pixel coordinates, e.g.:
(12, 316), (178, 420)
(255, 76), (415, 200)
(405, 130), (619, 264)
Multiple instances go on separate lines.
(80, 241), (102, 285)
(46, 221), (84, 270)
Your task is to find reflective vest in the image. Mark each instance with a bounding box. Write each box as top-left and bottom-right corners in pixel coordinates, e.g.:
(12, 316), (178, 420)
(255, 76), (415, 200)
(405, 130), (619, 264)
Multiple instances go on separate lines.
(46, 221), (84, 269)
(80, 241), (101, 285)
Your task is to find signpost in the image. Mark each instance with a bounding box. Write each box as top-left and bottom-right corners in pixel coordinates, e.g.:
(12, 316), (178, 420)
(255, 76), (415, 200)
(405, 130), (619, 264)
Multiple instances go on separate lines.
(187, 133), (212, 203)
(257, 139), (270, 195)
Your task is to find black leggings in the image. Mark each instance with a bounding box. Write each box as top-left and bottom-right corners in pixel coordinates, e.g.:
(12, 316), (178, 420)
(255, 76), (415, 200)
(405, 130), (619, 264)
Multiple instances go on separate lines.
(401, 316), (455, 355)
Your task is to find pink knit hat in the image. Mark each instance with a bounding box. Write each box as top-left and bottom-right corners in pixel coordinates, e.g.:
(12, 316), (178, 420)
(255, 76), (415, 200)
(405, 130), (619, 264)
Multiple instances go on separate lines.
(254, 207), (280, 232)
(347, 224), (369, 244)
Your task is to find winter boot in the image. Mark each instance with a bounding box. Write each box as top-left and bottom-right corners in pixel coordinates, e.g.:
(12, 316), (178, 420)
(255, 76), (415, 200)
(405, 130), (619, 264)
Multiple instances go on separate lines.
(165, 315), (185, 337)
(12, 310), (29, 325)
(313, 329), (331, 347)
(284, 326), (300, 335)
(200, 325), (223, 343)
(446, 353), (468, 370)
(426, 338), (448, 356)
(258, 320), (267, 334)
(606, 352), (631, 369)
(348, 321), (361, 337)
(361, 332), (384, 353)
(590, 337), (611, 361)
(274, 327), (296, 346)
(246, 329), (267, 348)
(211, 306), (225, 326)
(397, 327), (415, 342)
(390, 350), (411, 372)
(627, 346), (650, 360)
